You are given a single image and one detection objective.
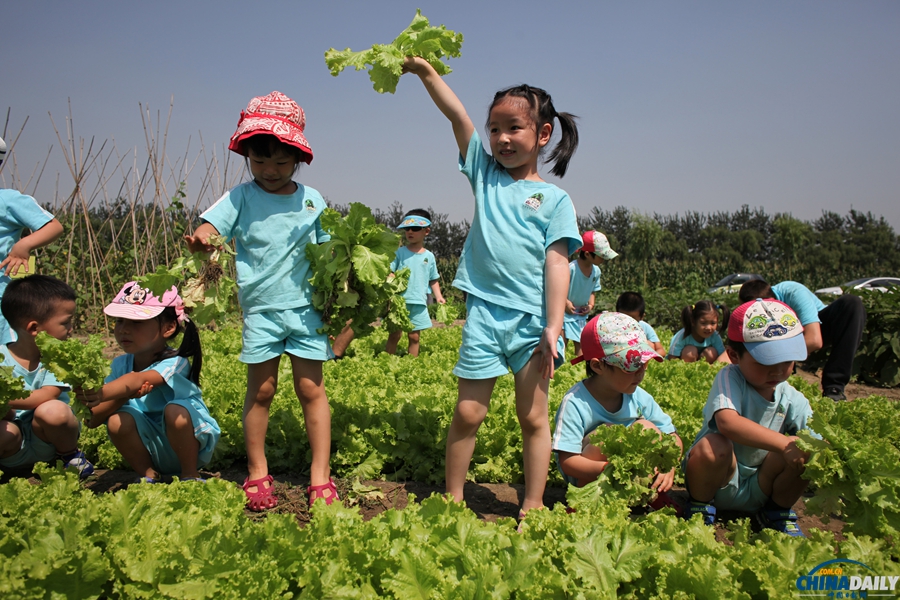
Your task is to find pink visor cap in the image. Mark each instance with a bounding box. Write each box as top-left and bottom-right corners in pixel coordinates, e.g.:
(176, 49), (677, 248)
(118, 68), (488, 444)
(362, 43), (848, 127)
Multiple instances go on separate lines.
(572, 312), (663, 372)
(104, 281), (186, 322)
(728, 299), (806, 365)
(229, 91), (313, 163)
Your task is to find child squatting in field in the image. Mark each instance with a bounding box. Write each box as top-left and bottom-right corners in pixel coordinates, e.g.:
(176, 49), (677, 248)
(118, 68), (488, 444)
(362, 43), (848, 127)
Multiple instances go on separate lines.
(77, 282), (219, 483)
(553, 312), (682, 511)
(562, 230), (616, 359)
(0, 135), (65, 346)
(683, 299), (818, 537)
(667, 300), (732, 364)
(184, 91), (338, 510)
(0, 275), (93, 477)
(401, 56), (582, 521)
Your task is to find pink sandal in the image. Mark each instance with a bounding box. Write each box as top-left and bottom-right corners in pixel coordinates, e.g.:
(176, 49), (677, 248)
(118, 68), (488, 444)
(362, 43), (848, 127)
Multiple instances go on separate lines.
(307, 478), (339, 506)
(243, 474), (278, 512)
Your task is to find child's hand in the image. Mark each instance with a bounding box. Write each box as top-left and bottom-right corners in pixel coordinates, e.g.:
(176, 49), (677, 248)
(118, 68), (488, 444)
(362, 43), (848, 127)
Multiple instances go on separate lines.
(537, 326), (561, 379)
(565, 301), (576, 315)
(650, 467), (676, 493)
(130, 382), (154, 399)
(401, 56), (431, 75)
(74, 387), (104, 408)
(782, 436), (809, 469)
(0, 243), (31, 276)
(183, 233), (215, 254)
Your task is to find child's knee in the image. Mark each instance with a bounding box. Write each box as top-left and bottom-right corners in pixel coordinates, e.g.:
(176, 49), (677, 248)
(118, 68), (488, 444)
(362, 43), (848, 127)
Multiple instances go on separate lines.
(408, 331), (420, 344)
(164, 404), (192, 428)
(634, 418), (661, 435)
(107, 412), (136, 436)
(701, 347), (719, 363)
(691, 434), (733, 466)
(681, 346), (699, 362)
(0, 423), (22, 458)
(33, 400), (76, 428)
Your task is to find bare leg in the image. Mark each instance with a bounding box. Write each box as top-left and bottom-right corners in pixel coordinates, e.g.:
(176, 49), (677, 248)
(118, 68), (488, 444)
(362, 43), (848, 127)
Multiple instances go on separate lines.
(385, 330), (402, 355)
(683, 433), (735, 502)
(513, 354), (552, 511)
(107, 412), (157, 478)
(445, 377), (496, 502)
(681, 346), (700, 363)
(164, 404), (200, 479)
(0, 421), (22, 460)
(31, 400), (79, 455)
(757, 449), (810, 508)
(701, 347), (720, 364)
(289, 355), (332, 487)
(572, 341), (582, 358)
(331, 323), (355, 358)
(244, 358), (280, 487)
(407, 330), (421, 357)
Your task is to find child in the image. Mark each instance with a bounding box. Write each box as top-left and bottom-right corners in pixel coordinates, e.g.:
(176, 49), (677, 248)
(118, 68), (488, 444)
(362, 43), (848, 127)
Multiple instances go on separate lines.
(386, 209), (446, 357)
(553, 313), (682, 506)
(683, 299), (814, 537)
(615, 291), (665, 356)
(563, 231), (616, 358)
(184, 91), (338, 510)
(77, 282), (219, 482)
(667, 301), (731, 364)
(402, 57), (583, 517)
(0, 135), (65, 345)
(0, 275), (93, 477)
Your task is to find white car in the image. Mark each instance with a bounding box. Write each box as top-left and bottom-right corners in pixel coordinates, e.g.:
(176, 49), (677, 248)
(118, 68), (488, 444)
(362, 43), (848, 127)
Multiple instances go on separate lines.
(814, 277), (900, 296)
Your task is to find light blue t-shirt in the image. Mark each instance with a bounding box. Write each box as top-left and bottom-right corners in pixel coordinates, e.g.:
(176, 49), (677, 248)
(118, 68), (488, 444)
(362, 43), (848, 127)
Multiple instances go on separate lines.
(392, 246), (438, 306)
(566, 261), (601, 307)
(772, 281), (826, 326)
(1, 345), (71, 414)
(107, 353), (220, 469)
(452, 132), (582, 317)
(552, 380), (676, 454)
(0, 190), (56, 343)
(689, 364), (815, 472)
(667, 329), (726, 358)
(200, 181), (330, 314)
(639, 320), (660, 343)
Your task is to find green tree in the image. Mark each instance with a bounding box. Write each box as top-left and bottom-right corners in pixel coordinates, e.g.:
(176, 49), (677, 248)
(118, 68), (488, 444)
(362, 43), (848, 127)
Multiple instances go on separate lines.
(627, 212), (663, 288)
(773, 215), (813, 281)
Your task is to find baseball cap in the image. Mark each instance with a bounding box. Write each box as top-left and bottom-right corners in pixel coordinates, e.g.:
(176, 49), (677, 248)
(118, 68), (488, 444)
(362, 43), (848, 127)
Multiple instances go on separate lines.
(104, 281), (186, 322)
(580, 231), (618, 260)
(229, 91), (313, 163)
(572, 312), (663, 371)
(397, 215), (431, 229)
(728, 299), (807, 365)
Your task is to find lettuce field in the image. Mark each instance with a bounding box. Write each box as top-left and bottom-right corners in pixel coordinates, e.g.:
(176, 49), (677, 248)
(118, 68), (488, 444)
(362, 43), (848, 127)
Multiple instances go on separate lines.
(2, 325), (900, 598)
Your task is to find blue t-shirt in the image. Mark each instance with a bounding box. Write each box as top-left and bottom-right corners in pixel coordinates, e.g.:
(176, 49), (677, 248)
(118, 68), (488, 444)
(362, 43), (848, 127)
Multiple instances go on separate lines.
(392, 247), (438, 306)
(689, 364), (815, 472)
(667, 329), (726, 358)
(772, 281), (826, 326)
(639, 320), (660, 343)
(566, 261), (601, 307)
(0, 190), (56, 343)
(1, 345), (71, 414)
(452, 131), (582, 317)
(107, 354), (208, 415)
(200, 181), (330, 314)
(552, 380), (676, 454)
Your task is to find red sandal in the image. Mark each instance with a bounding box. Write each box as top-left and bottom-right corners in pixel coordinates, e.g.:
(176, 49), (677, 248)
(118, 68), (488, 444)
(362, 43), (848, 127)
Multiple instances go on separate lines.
(307, 478), (339, 506)
(243, 474), (278, 512)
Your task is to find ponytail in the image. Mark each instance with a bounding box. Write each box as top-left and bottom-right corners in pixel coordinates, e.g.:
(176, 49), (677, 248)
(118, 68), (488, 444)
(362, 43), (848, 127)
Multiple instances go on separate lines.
(717, 304), (731, 335)
(156, 307), (203, 386)
(680, 305), (694, 335)
(487, 84), (580, 178)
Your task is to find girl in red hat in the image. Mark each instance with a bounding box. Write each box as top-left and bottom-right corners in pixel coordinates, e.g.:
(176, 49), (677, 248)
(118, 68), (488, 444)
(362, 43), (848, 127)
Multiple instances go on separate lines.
(185, 92), (338, 510)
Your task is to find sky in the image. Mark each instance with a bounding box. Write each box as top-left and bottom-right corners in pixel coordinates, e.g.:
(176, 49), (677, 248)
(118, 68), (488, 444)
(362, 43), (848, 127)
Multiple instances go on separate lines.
(2, 1), (899, 230)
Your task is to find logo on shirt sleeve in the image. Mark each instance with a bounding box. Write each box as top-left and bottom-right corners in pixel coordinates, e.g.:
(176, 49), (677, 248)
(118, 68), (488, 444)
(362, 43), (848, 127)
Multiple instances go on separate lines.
(304, 199), (316, 212)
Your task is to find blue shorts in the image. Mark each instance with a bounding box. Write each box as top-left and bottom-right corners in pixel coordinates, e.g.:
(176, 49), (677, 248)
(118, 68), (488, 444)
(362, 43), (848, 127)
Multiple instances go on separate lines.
(453, 295), (564, 379)
(116, 399), (221, 476)
(408, 303), (432, 332)
(563, 313), (588, 343)
(683, 448), (768, 512)
(241, 306), (333, 363)
(0, 403), (71, 469)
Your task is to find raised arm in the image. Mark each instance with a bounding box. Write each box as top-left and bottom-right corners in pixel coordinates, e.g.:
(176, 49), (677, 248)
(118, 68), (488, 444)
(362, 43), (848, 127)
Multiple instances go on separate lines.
(1, 218), (64, 276)
(184, 222), (221, 255)
(402, 56), (475, 158)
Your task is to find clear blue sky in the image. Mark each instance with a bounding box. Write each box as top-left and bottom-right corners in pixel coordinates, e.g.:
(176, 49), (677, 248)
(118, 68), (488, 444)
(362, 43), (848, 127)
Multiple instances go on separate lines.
(2, 1), (899, 229)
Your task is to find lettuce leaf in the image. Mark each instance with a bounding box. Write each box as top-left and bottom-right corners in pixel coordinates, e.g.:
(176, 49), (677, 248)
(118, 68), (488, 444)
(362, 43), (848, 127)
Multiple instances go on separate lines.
(325, 9), (463, 94)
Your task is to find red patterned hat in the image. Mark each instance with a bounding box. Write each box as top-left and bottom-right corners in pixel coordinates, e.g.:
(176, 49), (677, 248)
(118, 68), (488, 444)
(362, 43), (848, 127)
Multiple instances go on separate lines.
(229, 91), (313, 163)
